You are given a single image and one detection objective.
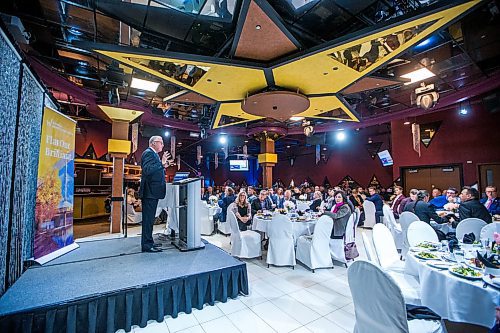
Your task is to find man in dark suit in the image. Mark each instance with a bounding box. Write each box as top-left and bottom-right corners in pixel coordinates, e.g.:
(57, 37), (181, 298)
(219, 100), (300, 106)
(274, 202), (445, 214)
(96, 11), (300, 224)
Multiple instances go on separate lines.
(456, 187), (492, 224)
(366, 187), (384, 223)
(139, 136), (169, 252)
(404, 190), (449, 225)
(251, 191), (271, 217)
(481, 186), (500, 215)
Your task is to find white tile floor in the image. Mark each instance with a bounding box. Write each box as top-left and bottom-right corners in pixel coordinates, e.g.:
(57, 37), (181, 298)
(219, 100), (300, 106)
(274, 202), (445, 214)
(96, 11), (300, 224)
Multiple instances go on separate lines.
(111, 227), (372, 333)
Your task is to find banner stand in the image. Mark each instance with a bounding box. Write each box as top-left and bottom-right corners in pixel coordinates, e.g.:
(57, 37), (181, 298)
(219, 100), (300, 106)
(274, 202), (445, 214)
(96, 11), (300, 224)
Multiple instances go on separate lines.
(34, 242), (79, 265)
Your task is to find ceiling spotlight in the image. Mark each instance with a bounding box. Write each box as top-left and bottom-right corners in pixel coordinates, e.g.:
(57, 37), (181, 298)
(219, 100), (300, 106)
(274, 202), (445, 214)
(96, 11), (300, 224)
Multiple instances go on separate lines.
(322, 147), (327, 151)
(290, 116), (304, 121)
(244, 140), (248, 143)
(164, 130), (170, 137)
(336, 131), (346, 141)
(286, 145), (290, 148)
(368, 137), (373, 144)
(219, 135), (227, 144)
(459, 108), (468, 115)
(255, 25), (261, 30)
(404, 120), (411, 125)
(414, 83), (439, 110)
(337, 120), (343, 123)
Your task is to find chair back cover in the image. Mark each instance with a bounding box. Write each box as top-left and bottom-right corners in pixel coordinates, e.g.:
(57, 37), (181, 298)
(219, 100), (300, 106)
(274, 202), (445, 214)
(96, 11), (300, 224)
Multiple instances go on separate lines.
(407, 221), (439, 247)
(480, 222), (500, 241)
(228, 211), (242, 253)
(354, 207), (361, 229)
(310, 215), (334, 266)
(266, 214), (296, 266)
(372, 224), (400, 269)
(217, 203), (233, 235)
(399, 212), (419, 257)
(383, 205), (403, 250)
(348, 260), (409, 333)
(363, 200), (377, 228)
(361, 232), (379, 265)
(199, 201), (213, 235)
(345, 214), (356, 244)
(455, 218), (488, 240)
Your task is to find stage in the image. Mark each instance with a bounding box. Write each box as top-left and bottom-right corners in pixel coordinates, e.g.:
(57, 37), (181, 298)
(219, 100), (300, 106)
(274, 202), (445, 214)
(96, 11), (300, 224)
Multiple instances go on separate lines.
(0, 236), (248, 333)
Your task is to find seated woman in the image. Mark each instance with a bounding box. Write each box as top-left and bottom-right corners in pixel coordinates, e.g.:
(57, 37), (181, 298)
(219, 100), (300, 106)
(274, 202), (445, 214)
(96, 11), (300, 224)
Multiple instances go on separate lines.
(231, 191), (252, 231)
(309, 191), (323, 212)
(127, 188), (142, 212)
(323, 190), (352, 239)
(218, 186), (236, 222)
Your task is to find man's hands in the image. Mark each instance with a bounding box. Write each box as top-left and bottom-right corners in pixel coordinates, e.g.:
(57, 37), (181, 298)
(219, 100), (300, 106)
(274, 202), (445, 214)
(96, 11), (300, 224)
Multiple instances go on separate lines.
(161, 151), (174, 167)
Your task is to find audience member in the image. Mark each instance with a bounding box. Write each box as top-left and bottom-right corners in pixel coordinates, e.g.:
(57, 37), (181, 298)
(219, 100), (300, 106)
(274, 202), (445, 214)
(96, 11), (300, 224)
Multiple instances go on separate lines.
(247, 186), (257, 203)
(276, 187), (285, 208)
(481, 186), (500, 215)
(323, 190), (352, 239)
(391, 186), (405, 218)
(366, 186), (384, 223)
(251, 190), (271, 217)
(218, 186), (235, 222)
(201, 186), (214, 203)
(431, 187), (442, 198)
(309, 191), (323, 212)
(231, 191), (252, 231)
(400, 189), (418, 211)
(403, 190), (449, 226)
(429, 187), (459, 210)
(455, 187), (492, 224)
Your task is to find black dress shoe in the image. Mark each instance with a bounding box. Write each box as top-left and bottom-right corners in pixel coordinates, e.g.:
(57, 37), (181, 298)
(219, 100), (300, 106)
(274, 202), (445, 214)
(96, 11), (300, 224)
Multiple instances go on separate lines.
(142, 247), (162, 253)
(153, 243), (162, 248)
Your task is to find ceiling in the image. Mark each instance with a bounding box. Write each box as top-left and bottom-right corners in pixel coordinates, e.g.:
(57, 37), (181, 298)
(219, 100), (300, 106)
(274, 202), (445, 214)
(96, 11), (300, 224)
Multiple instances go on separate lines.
(1, 0), (500, 158)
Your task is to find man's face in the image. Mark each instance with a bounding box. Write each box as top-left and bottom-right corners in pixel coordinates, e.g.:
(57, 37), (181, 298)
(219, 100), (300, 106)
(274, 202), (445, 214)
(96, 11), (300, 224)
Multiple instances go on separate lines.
(460, 189), (471, 202)
(151, 138), (164, 153)
(248, 188), (254, 195)
(446, 190), (457, 199)
(315, 186), (320, 192)
(432, 189), (441, 198)
(285, 191), (291, 199)
(368, 188), (375, 196)
(486, 187), (497, 199)
(207, 187), (213, 193)
(394, 187), (401, 195)
(358, 187), (364, 193)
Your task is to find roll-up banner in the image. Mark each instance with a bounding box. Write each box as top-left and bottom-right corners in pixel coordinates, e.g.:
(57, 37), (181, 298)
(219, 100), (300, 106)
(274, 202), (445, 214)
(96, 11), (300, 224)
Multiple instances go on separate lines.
(34, 107), (78, 264)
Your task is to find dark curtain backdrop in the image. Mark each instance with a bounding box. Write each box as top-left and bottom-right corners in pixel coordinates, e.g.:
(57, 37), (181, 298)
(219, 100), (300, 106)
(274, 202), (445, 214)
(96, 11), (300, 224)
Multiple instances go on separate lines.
(0, 28), (45, 296)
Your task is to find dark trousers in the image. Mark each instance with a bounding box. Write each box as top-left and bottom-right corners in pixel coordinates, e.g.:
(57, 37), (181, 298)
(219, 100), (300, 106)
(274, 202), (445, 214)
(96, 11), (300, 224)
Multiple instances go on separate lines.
(141, 198), (158, 250)
(375, 211), (384, 224)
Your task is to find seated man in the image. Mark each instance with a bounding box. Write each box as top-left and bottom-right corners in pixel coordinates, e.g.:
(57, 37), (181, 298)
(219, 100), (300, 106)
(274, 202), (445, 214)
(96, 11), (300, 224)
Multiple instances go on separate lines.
(366, 186), (384, 223)
(455, 187), (492, 224)
(481, 186), (500, 215)
(429, 187), (459, 210)
(251, 191), (271, 217)
(404, 190), (449, 226)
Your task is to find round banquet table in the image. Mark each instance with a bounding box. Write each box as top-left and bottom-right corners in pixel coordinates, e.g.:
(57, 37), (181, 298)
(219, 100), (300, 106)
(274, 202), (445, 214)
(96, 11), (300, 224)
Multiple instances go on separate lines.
(252, 215), (317, 243)
(405, 252), (499, 328)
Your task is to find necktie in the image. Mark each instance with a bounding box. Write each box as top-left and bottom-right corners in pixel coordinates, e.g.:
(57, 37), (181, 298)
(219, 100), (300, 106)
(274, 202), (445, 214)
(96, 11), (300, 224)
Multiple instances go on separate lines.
(486, 199), (492, 209)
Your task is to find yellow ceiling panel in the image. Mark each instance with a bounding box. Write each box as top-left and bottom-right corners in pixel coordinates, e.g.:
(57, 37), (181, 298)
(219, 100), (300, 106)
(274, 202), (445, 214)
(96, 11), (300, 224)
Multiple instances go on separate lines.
(94, 50), (267, 101)
(98, 105), (143, 122)
(273, 1), (481, 94)
(295, 96), (359, 122)
(213, 102), (265, 129)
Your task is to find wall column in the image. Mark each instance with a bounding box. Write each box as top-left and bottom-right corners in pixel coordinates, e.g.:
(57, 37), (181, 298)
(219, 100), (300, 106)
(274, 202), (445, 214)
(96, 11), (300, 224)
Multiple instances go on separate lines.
(258, 138), (277, 189)
(99, 106), (142, 233)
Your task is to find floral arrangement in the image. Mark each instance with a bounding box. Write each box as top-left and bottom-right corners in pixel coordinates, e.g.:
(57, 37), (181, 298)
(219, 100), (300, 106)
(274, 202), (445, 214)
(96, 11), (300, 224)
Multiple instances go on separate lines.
(284, 200), (296, 211)
(299, 194), (307, 200)
(208, 195), (218, 205)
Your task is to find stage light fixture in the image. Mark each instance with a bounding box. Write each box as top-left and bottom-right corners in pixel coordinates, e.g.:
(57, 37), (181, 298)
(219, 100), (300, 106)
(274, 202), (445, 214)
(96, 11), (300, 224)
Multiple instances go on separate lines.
(414, 83), (439, 110)
(164, 130), (170, 137)
(336, 131), (346, 141)
(219, 135), (227, 144)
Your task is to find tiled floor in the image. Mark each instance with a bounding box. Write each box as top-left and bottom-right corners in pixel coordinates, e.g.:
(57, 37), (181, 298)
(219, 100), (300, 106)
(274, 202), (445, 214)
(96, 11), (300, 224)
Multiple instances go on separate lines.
(110, 227), (372, 333)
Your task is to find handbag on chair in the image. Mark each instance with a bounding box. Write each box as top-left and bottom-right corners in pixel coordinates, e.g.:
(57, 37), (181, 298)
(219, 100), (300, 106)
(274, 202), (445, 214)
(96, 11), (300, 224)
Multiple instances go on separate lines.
(344, 242), (359, 260)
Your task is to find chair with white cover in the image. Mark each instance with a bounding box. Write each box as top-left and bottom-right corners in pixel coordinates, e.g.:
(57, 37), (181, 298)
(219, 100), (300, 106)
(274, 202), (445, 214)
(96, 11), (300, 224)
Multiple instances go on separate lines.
(217, 203), (233, 235)
(399, 212), (420, 258)
(361, 232), (379, 265)
(227, 211), (261, 259)
(363, 200), (377, 228)
(296, 215), (334, 272)
(266, 214), (296, 268)
(126, 204), (142, 224)
(199, 201), (214, 235)
(455, 218), (487, 241)
(329, 214), (354, 266)
(480, 222), (500, 241)
(372, 224), (421, 305)
(383, 205), (403, 250)
(407, 221), (439, 247)
(354, 207), (361, 229)
(348, 260), (444, 333)
(345, 213), (357, 244)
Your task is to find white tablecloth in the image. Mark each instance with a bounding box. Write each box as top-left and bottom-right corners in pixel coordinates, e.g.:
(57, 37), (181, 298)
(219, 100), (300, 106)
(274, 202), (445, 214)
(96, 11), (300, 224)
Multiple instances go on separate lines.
(252, 216), (316, 243)
(405, 253), (499, 328)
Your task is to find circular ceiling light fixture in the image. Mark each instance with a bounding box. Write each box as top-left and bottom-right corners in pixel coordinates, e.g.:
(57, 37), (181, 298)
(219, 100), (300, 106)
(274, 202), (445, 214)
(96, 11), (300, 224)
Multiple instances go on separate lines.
(242, 91), (310, 122)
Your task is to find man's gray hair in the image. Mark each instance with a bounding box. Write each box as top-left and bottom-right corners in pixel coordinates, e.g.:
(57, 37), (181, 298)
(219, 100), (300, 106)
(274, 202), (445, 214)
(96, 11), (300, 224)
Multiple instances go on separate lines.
(149, 135), (162, 145)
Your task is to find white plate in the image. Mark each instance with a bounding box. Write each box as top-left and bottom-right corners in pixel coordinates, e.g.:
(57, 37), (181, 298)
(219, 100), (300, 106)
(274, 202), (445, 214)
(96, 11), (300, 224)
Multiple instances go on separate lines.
(482, 275), (500, 289)
(442, 254), (457, 262)
(426, 260), (453, 270)
(464, 259), (484, 271)
(414, 252), (440, 260)
(448, 265), (483, 280)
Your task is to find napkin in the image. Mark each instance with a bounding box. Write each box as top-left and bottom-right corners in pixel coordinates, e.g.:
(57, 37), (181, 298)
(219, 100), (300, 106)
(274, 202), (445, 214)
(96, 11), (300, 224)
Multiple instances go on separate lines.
(462, 232), (476, 244)
(406, 305), (441, 321)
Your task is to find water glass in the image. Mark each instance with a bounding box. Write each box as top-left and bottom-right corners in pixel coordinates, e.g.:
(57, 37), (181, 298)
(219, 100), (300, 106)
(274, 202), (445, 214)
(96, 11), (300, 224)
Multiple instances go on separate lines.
(454, 250), (465, 263)
(441, 240), (449, 253)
